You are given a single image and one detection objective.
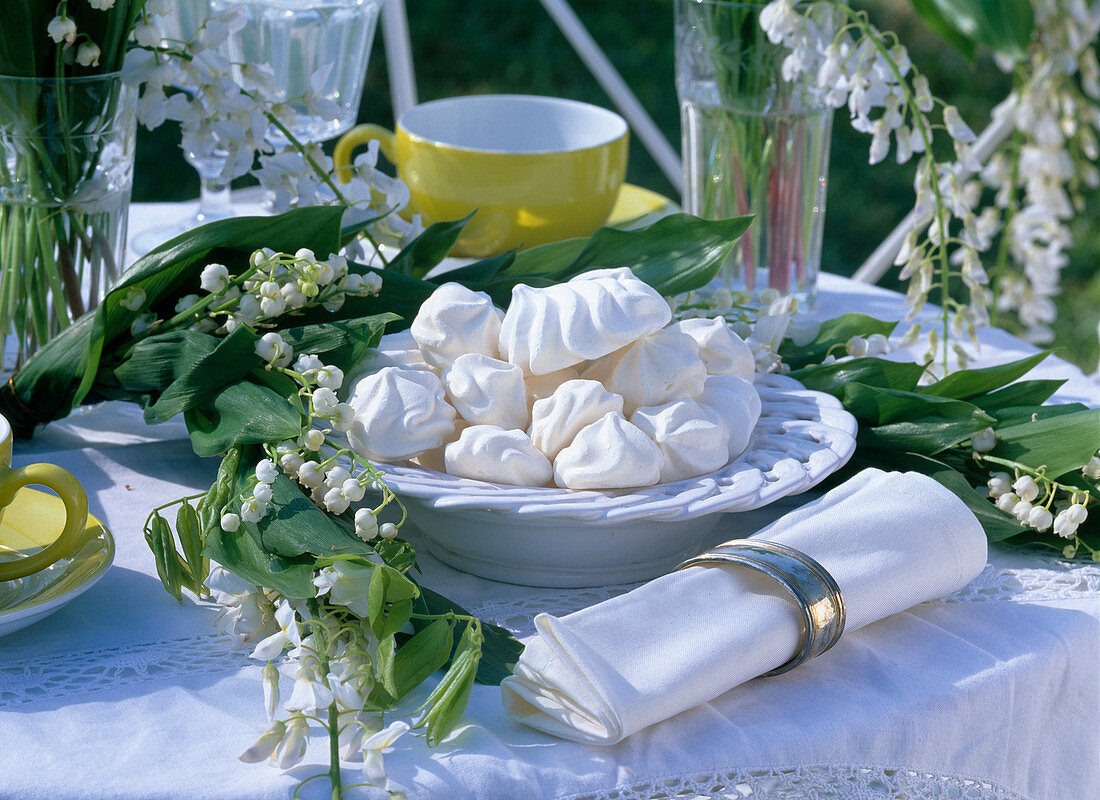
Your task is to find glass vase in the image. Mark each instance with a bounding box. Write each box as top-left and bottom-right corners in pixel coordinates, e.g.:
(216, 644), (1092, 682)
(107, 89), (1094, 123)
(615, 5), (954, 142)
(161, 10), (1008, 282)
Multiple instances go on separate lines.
(676, 0), (833, 305)
(0, 73), (136, 372)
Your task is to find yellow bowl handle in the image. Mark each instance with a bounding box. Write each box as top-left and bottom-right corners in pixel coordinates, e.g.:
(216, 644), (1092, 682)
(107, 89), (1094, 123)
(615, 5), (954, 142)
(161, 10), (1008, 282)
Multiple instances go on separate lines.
(0, 463), (89, 581)
(334, 123), (397, 183)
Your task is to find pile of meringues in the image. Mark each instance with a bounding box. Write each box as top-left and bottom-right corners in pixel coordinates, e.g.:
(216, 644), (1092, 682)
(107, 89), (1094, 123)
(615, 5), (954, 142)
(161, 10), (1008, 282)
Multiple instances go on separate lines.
(345, 268), (761, 489)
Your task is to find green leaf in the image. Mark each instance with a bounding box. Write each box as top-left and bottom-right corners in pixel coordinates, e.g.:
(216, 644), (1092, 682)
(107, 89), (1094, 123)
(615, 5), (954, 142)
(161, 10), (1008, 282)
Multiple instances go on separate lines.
(184, 381), (303, 458)
(417, 620), (481, 746)
(990, 402), (1088, 427)
(496, 213), (753, 301)
(779, 314), (898, 369)
(233, 469), (375, 560)
(790, 357), (925, 396)
(393, 618), (454, 697)
(276, 315), (394, 376)
(112, 330), (219, 395)
(143, 326), (261, 424)
(979, 379), (1065, 411)
(859, 413), (996, 455)
(76, 207), (346, 404)
(386, 213), (474, 278)
(919, 351), (1050, 401)
(991, 409), (1100, 478)
(412, 586), (523, 686)
(841, 382), (990, 427)
(203, 524), (317, 598)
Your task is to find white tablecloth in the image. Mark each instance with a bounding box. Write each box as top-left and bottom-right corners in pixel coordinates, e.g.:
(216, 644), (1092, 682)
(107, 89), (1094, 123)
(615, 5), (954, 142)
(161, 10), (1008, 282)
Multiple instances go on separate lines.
(0, 206), (1097, 800)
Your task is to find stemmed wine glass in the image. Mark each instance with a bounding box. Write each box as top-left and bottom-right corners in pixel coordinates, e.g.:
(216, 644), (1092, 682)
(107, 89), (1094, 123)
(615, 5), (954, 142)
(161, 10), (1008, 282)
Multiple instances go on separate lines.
(210, 0), (384, 152)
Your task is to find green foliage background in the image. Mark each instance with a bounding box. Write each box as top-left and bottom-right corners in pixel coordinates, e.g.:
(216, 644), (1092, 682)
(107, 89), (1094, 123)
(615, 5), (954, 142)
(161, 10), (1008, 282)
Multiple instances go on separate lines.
(133, 0), (1100, 372)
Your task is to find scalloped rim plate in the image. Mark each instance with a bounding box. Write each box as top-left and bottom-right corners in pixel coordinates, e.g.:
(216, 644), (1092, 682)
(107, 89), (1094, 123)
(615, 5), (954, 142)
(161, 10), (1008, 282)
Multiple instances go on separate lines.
(375, 374), (858, 587)
(0, 488), (114, 638)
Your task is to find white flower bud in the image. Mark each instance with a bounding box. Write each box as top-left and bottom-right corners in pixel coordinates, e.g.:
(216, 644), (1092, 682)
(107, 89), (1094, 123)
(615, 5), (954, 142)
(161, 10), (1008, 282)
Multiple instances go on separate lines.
(379, 522), (398, 540)
(354, 508), (379, 540)
(301, 429), (325, 451)
(332, 403), (356, 432)
(845, 336), (868, 358)
(995, 492), (1019, 512)
(986, 472), (1012, 498)
(47, 15), (78, 44)
(341, 478), (366, 503)
(865, 333), (891, 355)
(220, 512), (241, 532)
(280, 451), (305, 475)
(121, 286), (147, 311)
(324, 466), (352, 487)
(240, 497), (266, 523)
(1065, 503), (1089, 525)
(1012, 499), (1033, 522)
(312, 387), (339, 418)
(943, 106), (976, 144)
(259, 295), (286, 318)
(297, 461), (325, 488)
(316, 365), (344, 391)
(1027, 506), (1053, 531)
(275, 717), (309, 769)
(1053, 510), (1079, 539)
(252, 483), (273, 505)
(1084, 455), (1100, 480)
(1012, 475), (1040, 503)
(971, 427), (997, 453)
(255, 459), (278, 484)
(262, 663), (280, 721)
(294, 354), (324, 376)
(323, 488), (350, 515)
(76, 42), (101, 67)
(200, 263), (230, 294)
(255, 332), (291, 368)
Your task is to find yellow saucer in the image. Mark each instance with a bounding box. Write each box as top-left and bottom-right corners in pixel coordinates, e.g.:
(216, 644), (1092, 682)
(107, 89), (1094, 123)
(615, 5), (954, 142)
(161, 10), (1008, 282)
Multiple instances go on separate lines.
(0, 488), (113, 638)
(606, 183), (678, 229)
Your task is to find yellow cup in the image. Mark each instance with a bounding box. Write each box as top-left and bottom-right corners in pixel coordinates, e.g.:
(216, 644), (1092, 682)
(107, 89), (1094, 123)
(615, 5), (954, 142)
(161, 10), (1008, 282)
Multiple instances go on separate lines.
(0, 413), (89, 581)
(335, 94), (629, 257)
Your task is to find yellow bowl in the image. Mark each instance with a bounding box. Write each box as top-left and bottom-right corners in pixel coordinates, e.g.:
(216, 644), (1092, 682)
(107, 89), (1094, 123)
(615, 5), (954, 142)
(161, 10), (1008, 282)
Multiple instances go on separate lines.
(335, 95), (629, 257)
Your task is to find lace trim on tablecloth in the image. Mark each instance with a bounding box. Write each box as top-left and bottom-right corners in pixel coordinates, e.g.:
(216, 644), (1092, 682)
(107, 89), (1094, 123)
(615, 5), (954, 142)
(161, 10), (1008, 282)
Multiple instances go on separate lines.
(469, 558), (1100, 638)
(0, 633), (252, 709)
(559, 763), (1027, 800)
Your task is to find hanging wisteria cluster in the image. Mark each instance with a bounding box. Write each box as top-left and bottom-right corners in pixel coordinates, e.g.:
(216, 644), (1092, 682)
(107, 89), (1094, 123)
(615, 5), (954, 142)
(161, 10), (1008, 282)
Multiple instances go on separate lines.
(760, 0), (1100, 368)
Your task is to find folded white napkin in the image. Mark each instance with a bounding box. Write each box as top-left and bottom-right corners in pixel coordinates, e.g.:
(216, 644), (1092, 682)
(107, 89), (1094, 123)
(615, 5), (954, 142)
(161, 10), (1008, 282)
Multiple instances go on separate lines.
(500, 468), (988, 744)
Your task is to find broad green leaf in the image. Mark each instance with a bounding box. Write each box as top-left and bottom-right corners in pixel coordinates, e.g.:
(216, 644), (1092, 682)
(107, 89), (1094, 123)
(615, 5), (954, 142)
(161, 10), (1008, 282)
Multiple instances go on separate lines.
(113, 330), (219, 395)
(919, 351), (1050, 400)
(979, 379), (1065, 411)
(231, 469), (374, 560)
(841, 382), (989, 426)
(75, 206), (346, 404)
(790, 357), (925, 396)
(277, 315), (394, 375)
(386, 213), (474, 278)
(203, 524), (317, 598)
(991, 402), (1087, 427)
(501, 213), (753, 297)
(779, 314), (898, 369)
(991, 409), (1100, 478)
(393, 618), (454, 697)
(412, 586), (523, 686)
(858, 412), (996, 455)
(184, 381), (303, 457)
(143, 326), (261, 424)
(429, 250), (517, 289)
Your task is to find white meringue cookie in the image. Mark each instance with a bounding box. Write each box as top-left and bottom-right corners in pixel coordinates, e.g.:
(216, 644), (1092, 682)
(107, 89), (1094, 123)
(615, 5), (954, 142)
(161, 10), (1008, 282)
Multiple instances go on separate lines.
(528, 379), (625, 460)
(499, 268), (671, 375)
(583, 328), (708, 413)
(346, 367), (457, 462)
(694, 374), (762, 460)
(376, 329), (432, 369)
(414, 420), (469, 472)
(525, 366), (580, 407)
(410, 282), (504, 367)
(553, 412), (663, 489)
(630, 399), (730, 482)
(442, 353), (529, 430)
(671, 317), (755, 380)
(444, 426), (553, 486)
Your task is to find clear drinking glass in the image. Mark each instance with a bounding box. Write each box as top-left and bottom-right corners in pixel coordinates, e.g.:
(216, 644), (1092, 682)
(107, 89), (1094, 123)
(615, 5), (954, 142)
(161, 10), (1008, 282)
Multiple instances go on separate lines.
(211, 0), (385, 146)
(676, 0), (834, 305)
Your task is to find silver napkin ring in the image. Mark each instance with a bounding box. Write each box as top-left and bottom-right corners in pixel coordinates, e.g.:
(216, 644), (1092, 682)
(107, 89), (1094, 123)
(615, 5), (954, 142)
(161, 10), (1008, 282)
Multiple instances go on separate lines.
(675, 540), (846, 676)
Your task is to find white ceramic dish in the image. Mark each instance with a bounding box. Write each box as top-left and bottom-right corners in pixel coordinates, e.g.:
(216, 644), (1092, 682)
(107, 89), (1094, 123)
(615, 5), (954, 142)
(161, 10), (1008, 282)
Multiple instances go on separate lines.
(378, 373), (857, 587)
